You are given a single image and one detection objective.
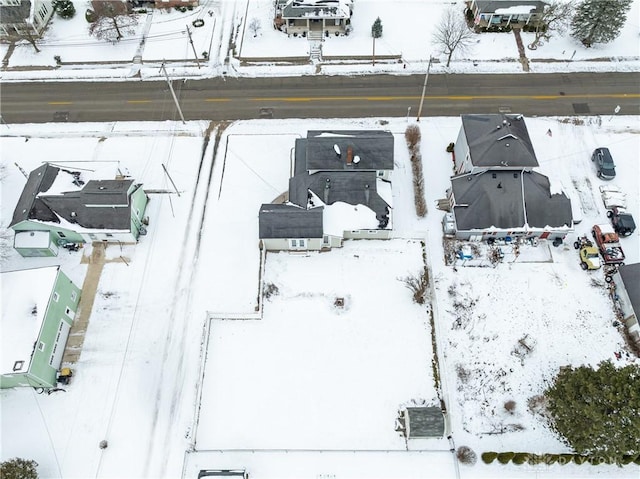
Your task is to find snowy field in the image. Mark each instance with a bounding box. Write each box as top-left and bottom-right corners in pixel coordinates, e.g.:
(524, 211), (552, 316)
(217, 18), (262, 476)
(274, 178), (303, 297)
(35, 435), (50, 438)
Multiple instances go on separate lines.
(2, 114), (637, 478)
(1, 0), (639, 81)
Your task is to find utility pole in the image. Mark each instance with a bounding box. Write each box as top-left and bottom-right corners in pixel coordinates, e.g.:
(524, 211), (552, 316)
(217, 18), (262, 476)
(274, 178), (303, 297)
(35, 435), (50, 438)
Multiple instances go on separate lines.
(372, 35), (376, 66)
(160, 62), (186, 124)
(186, 25), (201, 69)
(416, 57), (433, 122)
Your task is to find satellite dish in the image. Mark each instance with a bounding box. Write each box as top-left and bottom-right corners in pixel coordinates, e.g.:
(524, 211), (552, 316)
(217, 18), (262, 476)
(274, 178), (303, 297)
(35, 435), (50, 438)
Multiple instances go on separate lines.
(353, 155), (360, 164)
(334, 144), (341, 156)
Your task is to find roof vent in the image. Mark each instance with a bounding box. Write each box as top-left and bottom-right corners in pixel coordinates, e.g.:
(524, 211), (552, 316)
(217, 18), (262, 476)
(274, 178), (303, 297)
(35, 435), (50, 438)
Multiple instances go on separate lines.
(497, 182), (502, 189)
(334, 144), (341, 157)
(99, 186), (106, 190)
(353, 155), (360, 164)
(71, 211), (77, 217)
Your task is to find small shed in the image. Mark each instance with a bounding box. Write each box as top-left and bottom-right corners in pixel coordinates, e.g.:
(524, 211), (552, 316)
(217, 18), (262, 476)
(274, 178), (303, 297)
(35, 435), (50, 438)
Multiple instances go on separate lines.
(406, 407), (445, 438)
(13, 230), (58, 257)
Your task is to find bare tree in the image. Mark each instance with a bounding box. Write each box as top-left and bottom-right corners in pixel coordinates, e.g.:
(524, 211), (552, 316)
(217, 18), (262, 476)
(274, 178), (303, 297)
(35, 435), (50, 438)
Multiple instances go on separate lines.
(4, 28), (42, 53)
(88, 0), (138, 43)
(248, 18), (261, 37)
(432, 6), (476, 67)
(527, 0), (575, 50)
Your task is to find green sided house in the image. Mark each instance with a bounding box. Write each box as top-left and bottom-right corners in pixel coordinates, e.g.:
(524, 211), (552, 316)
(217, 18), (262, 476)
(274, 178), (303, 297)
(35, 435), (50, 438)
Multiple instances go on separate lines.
(10, 163), (149, 257)
(1, 266), (81, 389)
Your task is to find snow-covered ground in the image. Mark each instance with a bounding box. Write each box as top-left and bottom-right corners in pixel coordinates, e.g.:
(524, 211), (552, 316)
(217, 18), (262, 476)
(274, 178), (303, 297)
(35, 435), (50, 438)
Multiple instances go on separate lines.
(1, 114), (638, 478)
(1, 0), (640, 478)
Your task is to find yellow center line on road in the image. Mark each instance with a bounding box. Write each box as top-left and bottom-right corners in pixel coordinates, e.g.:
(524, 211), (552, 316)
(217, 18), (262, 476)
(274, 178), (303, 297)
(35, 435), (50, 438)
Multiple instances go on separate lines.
(48, 101), (73, 105)
(246, 93), (640, 102)
(127, 100), (153, 104)
(205, 98), (232, 102)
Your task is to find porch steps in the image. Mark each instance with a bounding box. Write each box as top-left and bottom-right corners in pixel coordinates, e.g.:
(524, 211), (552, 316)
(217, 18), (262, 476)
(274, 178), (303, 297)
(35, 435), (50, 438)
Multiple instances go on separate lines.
(309, 42), (323, 62)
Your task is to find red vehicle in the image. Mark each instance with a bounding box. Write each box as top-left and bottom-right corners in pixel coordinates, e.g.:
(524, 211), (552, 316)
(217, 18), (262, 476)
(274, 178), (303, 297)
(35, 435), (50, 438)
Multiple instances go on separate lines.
(591, 224), (625, 265)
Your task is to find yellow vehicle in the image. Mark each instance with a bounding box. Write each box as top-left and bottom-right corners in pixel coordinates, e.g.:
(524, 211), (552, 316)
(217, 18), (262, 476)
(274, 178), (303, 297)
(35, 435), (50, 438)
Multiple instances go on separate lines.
(574, 236), (601, 270)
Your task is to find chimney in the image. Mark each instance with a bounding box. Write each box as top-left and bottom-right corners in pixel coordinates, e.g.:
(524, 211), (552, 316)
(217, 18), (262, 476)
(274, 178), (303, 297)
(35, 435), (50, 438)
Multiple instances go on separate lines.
(346, 146), (353, 165)
(324, 178), (330, 204)
(364, 184), (370, 205)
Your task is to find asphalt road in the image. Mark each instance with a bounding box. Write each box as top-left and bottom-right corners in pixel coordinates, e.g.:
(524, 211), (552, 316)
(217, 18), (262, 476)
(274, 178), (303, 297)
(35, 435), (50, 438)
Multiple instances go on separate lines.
(1, 72), (639, 124)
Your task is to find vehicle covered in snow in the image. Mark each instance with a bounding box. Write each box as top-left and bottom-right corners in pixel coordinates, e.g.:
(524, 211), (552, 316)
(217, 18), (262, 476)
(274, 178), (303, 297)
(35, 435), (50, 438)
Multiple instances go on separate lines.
(591, 224), (625, 265)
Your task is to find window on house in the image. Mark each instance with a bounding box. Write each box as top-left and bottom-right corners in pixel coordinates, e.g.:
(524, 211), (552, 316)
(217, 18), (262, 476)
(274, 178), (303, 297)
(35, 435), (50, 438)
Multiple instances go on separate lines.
(377, 171), (384, 177)
(299, 239), (306, 248)
(13, 360), (24, 371)
(71, 291), (77, 302)
(53, 292), (60, 302)
(38, 341), (46, 352)
(290, 239), (297, 248)
(65, 307), (74, 318)
(323, 235), (329, 244)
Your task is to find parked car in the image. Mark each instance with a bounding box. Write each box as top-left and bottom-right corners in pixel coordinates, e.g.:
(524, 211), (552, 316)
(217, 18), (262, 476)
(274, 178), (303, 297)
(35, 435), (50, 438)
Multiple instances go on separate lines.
(573, 236), (601, 270)
(591, 147), (616, 180)
(607, 207), (636, 237)
(592, 224), (625, 265)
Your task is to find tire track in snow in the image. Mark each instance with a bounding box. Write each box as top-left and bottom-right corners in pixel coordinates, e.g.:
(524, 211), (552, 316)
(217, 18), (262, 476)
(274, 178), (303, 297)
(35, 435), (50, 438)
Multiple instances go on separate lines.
(142, 122), (229, 477)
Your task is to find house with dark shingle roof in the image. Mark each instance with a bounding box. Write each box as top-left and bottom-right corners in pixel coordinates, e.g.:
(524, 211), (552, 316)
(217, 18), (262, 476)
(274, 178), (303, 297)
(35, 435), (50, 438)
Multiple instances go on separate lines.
(274, 0), (353, 37)
(10, 164), (149, 256)
(612, 264), (640, 349)
(453, 113), (538, 175)
(0, 0), (54, 39)
(259, 130), (393, 251)
(446, 169), (572, 241)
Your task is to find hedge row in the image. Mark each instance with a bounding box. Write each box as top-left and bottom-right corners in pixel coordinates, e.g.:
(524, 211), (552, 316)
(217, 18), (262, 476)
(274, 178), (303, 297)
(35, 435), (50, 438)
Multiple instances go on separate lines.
(481, 452), (640, 466)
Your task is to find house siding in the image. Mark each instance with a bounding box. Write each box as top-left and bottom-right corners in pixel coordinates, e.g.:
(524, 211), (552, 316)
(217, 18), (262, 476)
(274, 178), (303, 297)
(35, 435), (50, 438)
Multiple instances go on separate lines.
(453, 127), (469, 174)
(0, 0), (54, 38)
(13, 220), (86, 244)
(261, 238), (324, 251)
(129, 185), (149, 240)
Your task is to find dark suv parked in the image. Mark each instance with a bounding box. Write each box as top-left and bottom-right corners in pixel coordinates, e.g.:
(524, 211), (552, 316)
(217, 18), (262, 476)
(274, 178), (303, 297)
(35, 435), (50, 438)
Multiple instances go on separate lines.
(608, 207), (636, 237)
(592, 147), (616, 180)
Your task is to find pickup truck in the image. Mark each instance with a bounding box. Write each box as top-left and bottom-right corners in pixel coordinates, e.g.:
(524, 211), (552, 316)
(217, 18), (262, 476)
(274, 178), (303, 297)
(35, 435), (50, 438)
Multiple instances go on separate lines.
(599, 185), (636, 237)
(591, 224), (625, 265)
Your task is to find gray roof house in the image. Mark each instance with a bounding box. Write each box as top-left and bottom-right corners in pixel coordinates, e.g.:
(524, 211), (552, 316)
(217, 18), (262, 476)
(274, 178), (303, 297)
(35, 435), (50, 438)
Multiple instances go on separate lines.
(612, 264), (640, 348)
(0, 0), (54, 38)
(446, 169), (572, 241)
(470, 0), (549, 31)
(259, 130), (394, 251)
(274, 0), (353, 37)
(10, 164), (149, 255)
(453, 114), (539, 175)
